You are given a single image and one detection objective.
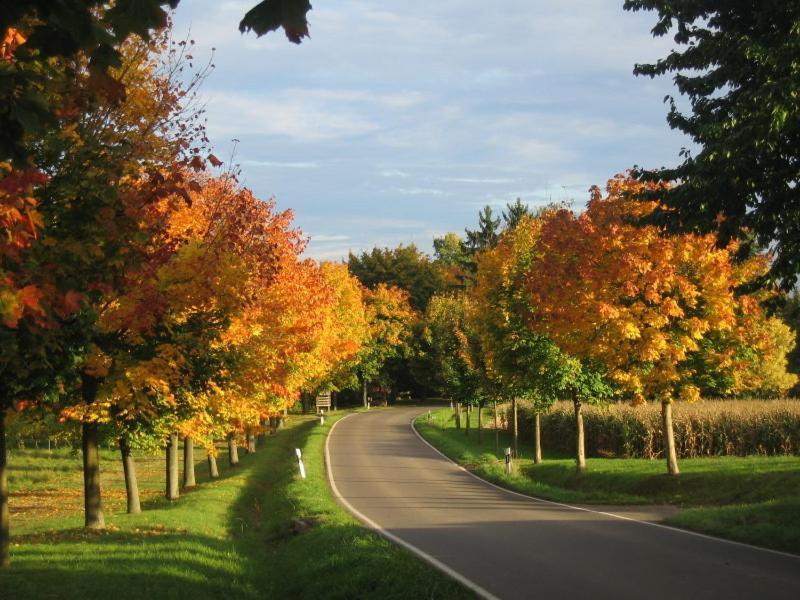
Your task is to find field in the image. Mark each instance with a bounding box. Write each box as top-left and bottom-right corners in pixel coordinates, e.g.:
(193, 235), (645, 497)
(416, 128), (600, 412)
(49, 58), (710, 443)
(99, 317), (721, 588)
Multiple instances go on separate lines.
(416, 407), (800, 554)
(0, 412), (472, 599)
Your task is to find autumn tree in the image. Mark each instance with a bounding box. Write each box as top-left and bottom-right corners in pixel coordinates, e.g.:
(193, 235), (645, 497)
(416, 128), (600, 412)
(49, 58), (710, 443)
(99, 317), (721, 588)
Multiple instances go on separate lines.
(2, 1), (313, 162)
(471, 216), (600, 464)
(352, 284), (416, 407)
(523, 175), (795, 475)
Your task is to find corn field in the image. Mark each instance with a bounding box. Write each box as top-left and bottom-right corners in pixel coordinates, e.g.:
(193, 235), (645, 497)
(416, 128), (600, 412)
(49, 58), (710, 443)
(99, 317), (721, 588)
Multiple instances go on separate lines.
(503, 399), (800, 458)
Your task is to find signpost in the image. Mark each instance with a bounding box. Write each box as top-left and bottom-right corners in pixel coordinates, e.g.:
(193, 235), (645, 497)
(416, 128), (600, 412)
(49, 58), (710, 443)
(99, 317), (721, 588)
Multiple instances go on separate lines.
(315, 391), (331, 414)
(504, 447), (513, 475)
(295, 448), (306, 479)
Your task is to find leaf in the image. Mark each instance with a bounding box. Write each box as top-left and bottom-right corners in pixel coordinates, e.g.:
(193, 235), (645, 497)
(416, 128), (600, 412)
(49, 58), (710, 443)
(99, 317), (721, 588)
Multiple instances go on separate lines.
(189, 155), (205, 171)
(208, 153), (223, 168)
(239, 0), (312, 44)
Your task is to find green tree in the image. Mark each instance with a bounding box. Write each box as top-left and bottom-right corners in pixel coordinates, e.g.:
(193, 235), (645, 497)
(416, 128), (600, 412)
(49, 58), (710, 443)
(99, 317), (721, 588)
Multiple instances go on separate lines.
(433, 232), (471, 290)
(501, 198), (532, 231)
(347, 245), (443, 312)
(465, 205), (501, 254)
(625, 1), (800, 290)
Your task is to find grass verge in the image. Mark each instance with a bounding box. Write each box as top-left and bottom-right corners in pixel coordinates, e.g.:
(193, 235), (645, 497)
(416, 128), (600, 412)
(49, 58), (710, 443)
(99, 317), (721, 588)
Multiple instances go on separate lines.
(415, 408), (800, 555)
(0, 412), (473, 599)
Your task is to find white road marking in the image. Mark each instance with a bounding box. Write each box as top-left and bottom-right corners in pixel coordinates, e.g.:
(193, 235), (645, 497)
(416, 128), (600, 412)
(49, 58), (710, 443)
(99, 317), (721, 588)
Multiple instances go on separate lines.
(325, 412), (501, 600)
(410, 411), (800, 561)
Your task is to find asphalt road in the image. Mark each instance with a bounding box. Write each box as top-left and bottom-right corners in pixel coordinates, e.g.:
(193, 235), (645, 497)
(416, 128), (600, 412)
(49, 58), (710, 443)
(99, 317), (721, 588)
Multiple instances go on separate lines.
(326, 406), (800, 600)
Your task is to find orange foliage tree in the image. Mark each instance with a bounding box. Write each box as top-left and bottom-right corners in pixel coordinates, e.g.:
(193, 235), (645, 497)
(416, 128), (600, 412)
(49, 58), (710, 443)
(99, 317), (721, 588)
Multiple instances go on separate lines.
(520, 175), (795, 475)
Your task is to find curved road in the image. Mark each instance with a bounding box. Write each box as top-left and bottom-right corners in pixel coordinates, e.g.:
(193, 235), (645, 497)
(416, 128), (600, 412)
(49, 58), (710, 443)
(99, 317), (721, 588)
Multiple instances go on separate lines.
(326, 406), (800, 600)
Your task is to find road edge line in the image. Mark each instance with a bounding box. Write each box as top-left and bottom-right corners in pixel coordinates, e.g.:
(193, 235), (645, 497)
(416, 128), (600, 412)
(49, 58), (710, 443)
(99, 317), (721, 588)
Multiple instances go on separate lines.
(325, 411), (501, 600)
(411, 413), (800, 562)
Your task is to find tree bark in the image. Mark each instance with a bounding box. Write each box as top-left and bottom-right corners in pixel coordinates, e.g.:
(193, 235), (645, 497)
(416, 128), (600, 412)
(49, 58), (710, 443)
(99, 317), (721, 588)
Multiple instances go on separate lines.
(455, 402), (461, 429)
(247, 430), (256, 454)
(119, 437), (141, 514)
(183, 436), (195, 488)
(465, 406), (470, 436)
(477, 404), (483, 444)
(227, 433), (239, 466)
(81, 374), (104, 529)
(662, 400), (680, 475)
(362, 378), (368, 408)
(533, 412), (543, 464)
(573, 392), (586, 472)
(512, 397), (519, 457)
(165, 433), (179, 501)
(493, 400), (499, 453)
(1, 410), (10, 567)
(207, 452), (219, 478)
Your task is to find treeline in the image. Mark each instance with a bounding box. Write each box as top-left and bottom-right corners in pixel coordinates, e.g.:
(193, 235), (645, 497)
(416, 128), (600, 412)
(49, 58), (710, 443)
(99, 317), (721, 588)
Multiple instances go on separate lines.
(0, 21), (415, 567)
(345, 190), (798, 476)
(418, 176), (798, 477)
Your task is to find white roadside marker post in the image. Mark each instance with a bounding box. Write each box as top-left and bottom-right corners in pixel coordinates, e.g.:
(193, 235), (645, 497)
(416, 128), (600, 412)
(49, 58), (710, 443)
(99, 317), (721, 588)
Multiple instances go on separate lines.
(295, 448), (306, 479)
(504, 447), (513, 475)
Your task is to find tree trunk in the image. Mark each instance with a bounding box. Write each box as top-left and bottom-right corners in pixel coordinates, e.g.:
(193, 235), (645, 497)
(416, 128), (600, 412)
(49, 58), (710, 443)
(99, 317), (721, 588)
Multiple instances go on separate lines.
(362, 378), (368, 408)
(247, 430), (256, 454)
(1, 410), (9, 567)
(465, 406), (470, 436)
(512, 397), (519, 457)
(81, 374), (104, 529)
(455, 402), (461, 429)
(207, 452), (219, 478)
(227, 433), (239, 466)
(183, 436), (195, 488)
(573, 392), (586, 472)
(165, 433), (179, 501)
(493, 400), (499, 453)
(477, 404), (483, 444)
(533, 412), (542, 464)
(662, 400), (680, 475)
(119, 437), (141, 514)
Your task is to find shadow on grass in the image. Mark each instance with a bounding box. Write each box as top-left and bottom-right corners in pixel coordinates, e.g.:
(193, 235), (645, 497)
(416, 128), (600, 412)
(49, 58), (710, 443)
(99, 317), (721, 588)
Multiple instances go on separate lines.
(0, 415), (470, 600)
(0, 529), (253, 599)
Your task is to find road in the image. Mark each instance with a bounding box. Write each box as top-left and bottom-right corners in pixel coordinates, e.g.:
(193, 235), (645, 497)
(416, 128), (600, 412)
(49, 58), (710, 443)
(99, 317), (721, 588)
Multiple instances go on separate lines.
(326, 406), (800, 600)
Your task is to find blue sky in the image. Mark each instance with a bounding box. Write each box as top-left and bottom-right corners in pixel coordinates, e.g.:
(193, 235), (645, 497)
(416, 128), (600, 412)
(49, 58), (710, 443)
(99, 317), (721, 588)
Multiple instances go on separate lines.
(172, 1), (686, 261)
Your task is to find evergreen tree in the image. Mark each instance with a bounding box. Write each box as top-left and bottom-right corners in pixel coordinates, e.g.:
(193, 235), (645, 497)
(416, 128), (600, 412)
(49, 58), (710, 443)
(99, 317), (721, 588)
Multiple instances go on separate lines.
(502, 198), (532, 231)
(465, 205), (500, 254)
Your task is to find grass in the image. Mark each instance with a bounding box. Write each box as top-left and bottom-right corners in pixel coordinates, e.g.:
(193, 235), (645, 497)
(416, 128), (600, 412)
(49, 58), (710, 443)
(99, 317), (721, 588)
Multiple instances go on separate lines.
(416, 407), (800, 554)
(0, 411), (473, 599)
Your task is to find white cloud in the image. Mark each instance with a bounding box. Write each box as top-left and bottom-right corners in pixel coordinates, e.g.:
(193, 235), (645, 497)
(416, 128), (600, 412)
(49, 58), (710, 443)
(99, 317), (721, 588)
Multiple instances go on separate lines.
(243, 159), (319, 168)
(440, 176), (518, 184)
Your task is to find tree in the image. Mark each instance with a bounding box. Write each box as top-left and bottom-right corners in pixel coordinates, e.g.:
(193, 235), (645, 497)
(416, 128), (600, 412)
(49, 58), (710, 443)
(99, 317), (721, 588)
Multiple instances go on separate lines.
(625, 1), (800, 290)
(423, 294), (492, 439)
(348, 245), (443, 313)
(464, 205), (500, 254)
(433, 232), (471, 290)
(501, 198), (532, 231)
(523, 175), (795, 475)
(32, 25), (210, 526)
(472, 218), (596, 464)
(354, 285), (415, 407)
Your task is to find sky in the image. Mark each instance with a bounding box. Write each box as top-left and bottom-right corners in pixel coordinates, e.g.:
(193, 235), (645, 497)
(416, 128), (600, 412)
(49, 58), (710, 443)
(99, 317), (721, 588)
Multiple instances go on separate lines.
(171, 0), (688, 261)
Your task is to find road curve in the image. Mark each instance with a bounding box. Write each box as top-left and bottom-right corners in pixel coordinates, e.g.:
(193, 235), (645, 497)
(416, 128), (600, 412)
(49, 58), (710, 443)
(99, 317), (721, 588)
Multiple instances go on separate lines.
(326, 406), (800, 600)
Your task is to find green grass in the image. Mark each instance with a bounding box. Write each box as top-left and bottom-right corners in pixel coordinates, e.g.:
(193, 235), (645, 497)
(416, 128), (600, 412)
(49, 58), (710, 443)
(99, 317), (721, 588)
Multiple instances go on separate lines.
(0, 412), (473, 599)
(416, 408), (800, 554)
